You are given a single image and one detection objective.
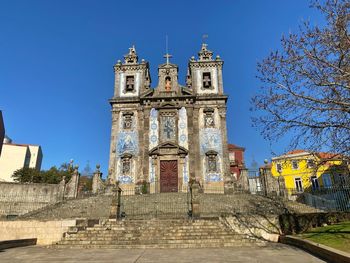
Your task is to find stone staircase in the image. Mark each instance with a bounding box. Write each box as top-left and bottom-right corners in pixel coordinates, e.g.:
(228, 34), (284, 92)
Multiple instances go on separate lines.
(17, 192), (321, 221)
(55, 218), (266, 249)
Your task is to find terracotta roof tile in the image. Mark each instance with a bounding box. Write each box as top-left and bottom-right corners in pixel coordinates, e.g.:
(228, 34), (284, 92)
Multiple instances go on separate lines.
(228, 144), (245, 151)
(285, 149), (307, 155)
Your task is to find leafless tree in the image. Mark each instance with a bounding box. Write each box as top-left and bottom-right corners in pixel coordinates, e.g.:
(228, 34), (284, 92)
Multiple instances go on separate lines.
(252, 0), (350, 161)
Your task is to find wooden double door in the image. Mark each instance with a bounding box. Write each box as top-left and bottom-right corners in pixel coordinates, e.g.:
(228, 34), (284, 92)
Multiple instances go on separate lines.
(160, 160), (178, 192)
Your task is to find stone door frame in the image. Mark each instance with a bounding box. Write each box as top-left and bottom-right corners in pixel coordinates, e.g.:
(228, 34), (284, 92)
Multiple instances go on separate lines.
(149, 142), (188, 193)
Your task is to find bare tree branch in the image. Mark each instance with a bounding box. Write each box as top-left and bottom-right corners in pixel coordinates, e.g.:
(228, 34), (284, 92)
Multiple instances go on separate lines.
(252, 0), (350, 160)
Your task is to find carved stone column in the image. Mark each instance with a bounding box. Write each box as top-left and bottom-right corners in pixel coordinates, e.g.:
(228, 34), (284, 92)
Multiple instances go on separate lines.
(190, 181), (200, 218)
(192, 106), (201, 181)
(64, 166), (80, 199)
(108, 109), (120, 182)
(142, 107), (151, 182)
(219, 107), (231, 194)
(58, 176), (66, 200)
(238, 168), (249, 192)
(92, 164), (104, 194)
(178, 154), (186, 192)
(109, 187), (118, 219)
(149, 155), (158, 194)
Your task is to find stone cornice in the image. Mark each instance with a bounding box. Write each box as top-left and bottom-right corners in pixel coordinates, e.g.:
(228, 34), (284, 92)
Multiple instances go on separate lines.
(109, 97), (140, 105)
(109, 93), (228, 106)
(140, 94), (196, 101)
(114, 62), (149, 72)
(196, 94), (228, 102)
(188, 60), (224, 68)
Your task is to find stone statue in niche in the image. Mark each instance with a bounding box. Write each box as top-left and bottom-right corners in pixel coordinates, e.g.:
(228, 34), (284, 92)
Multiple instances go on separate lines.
(165, 76), (171, 91)
(205, 114), (214, 127)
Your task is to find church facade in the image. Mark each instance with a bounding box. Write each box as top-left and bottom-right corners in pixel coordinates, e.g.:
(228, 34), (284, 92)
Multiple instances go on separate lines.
(108, 44), (230, 193)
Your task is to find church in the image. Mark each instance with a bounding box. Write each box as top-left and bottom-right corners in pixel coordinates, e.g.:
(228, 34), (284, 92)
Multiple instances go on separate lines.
(107, 44), (230, 193)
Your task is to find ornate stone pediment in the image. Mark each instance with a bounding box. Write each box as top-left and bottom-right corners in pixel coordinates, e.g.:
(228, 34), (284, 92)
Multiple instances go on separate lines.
(149, 142), (188, 156)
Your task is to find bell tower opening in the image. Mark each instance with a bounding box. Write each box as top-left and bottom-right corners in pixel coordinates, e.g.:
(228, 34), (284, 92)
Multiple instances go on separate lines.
(165, 76), (171, 91)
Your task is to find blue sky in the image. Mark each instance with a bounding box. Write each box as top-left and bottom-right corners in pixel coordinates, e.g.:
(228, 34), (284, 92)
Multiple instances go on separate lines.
(0, 0), (323, 176)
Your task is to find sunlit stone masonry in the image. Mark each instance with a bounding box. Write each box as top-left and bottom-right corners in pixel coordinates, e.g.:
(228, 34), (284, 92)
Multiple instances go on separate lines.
(108, 44), (230, 193)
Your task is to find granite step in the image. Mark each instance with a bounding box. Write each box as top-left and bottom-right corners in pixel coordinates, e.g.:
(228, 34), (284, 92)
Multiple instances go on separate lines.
(56, 218), (265, 249)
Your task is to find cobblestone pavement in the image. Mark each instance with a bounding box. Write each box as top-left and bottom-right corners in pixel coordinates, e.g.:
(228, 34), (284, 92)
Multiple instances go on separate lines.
(0, 243), (324, 263)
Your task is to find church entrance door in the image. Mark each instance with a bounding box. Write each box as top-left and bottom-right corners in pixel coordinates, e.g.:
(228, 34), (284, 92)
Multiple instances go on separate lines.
(160, 160), (178, 192)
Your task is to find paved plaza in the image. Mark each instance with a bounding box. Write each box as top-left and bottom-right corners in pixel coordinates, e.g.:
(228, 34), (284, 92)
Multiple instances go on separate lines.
(0, 243), (324, 263)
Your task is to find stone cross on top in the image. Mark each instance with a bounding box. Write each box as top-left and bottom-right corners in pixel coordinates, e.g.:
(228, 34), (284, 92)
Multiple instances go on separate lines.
(163, 53), (172, 65)
(163, 35), (172, 65)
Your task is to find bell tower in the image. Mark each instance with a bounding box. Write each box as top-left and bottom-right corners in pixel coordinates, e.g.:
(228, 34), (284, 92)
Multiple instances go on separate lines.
(108, 45), (150, 185)
(187, 43), (224, 95)
(154, 52), (181, 96)
(113, 46), (151, 98)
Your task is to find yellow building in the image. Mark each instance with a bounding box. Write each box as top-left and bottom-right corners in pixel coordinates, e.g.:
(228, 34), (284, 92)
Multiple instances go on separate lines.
(271, 150), (349, 193)
(0, 136), (43, 182)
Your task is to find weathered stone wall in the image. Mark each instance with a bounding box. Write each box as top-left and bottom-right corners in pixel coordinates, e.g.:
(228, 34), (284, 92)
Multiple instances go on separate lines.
(223, 214), (281, 242)
(0, 219), (76, 245)
(64, 168), (80, 199)
(92, 168), (105, 194)
(233, 168), (249, 191)
(260, 165), (286, 197)
(0, 181), (64, 216)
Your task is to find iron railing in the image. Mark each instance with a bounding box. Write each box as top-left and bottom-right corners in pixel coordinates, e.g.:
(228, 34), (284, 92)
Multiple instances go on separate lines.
(284, 186), (350, 212)
(118, 184), (191, 219)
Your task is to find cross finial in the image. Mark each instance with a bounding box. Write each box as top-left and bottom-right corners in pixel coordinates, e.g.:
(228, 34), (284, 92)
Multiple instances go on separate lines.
(164, 34), (172, 65)
(202, 34), (208, 44)
(163, 53), (173, 65)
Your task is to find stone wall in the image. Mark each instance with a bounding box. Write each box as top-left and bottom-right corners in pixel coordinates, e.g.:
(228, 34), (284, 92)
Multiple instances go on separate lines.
(233, 168), (249, 191)
(0, 181), (64, 217)
(279, 212), (350, 235)
(0, 219), (76, 245)
(64, 167), (80, 199)
(223, 214), (281, 242)
(0, 169), (82, 217)
(259, 165), (286, 197)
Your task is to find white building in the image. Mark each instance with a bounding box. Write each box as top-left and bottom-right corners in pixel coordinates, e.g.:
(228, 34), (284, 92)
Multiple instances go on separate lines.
(0, 136), (43, 182)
